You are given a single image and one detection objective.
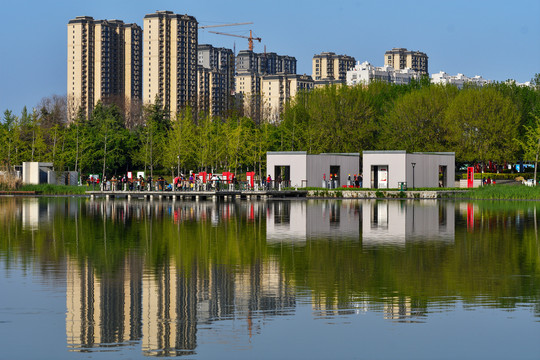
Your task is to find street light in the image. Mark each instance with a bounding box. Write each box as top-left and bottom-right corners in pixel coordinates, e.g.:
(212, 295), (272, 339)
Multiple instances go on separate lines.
(411, 162), (416, 189)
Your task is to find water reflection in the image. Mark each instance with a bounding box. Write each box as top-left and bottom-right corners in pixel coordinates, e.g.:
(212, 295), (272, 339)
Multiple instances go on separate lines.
(0, 197), (539, 357)
(363, 200), (455, 246)
(266, 200), (361, 242)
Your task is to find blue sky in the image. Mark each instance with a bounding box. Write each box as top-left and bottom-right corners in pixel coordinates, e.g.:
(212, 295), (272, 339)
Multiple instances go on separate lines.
(1, 0), (538, 115)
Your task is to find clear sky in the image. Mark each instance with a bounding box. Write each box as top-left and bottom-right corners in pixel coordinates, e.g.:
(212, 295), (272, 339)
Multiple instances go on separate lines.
(1, 0), (538, 115)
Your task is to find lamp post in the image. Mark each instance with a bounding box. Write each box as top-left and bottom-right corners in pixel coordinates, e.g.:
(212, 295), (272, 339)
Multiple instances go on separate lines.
(411, 162), (416, 189)
(177, 155), (180, 177)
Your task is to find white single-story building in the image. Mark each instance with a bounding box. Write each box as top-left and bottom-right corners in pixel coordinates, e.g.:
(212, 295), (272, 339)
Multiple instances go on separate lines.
(266, 152), (360, 188)
(362, 151), (455, 189)
(22, 162), (78, 185)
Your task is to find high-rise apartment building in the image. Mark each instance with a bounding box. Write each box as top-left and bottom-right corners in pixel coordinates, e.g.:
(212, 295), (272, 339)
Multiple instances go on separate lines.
(143, 11), (198, 116)
(236, 50), (297, 75)
(235, 49), (298, 121)
(312, 52), (356, 84)
(235, 72), (263, 122)
(384, 48), (428, 75)
(261, 74), (314, 122)
(197, 44), (235, 117)
(67, 16), (142, 121)
(197, 66), (228, 118)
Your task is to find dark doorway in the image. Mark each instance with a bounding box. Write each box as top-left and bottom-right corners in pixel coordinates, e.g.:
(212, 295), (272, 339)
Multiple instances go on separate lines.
(371, 166), (378, 188)
(274, 166), (290, 184)
(39, 169), (48, 184)
(439, 165), (447, 187)
(330, 165), (340, 187)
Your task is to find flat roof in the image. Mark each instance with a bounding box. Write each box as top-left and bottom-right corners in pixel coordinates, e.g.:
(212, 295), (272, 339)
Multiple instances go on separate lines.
(363, 150), (455, 156)
(267, 151), (307, 155)
(316, 153), (360, 156)
(268, 152), (360, 156)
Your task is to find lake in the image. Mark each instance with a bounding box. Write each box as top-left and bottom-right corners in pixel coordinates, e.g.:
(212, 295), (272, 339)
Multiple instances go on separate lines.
(0, 197), (538, 359)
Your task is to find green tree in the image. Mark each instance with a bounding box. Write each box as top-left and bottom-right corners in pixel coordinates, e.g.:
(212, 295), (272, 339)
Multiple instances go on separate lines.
(445, 87), (520, 163)
(516, 113), (540, 183)
(136, 98), (169, 178)
(380, 85), (458, 152)
(165, 108), (197, 175)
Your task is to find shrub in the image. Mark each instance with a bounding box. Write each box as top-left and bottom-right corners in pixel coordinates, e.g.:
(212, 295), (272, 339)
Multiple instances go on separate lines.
(0, 172), (22, 191)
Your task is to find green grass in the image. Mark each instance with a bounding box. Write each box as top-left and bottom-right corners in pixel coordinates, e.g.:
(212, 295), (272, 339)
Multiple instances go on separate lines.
(296, 186), (464, 191)
(456, 185), (540, 199)
(18, 184), (88, 195)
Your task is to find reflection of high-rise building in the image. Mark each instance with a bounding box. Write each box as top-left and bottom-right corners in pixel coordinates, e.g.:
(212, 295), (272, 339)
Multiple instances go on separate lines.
(66, 255), (143, 349)
(142, 262), (198, 357)
(362, 200), (455, 246)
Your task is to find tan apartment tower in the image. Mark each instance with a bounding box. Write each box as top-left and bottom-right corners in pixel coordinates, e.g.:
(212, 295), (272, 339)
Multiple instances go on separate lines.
(261, 74), (314, 122)
(67, 16), (142, 121)
(197, 44), (235, 118)
(312, 52), (356, 84)
(143, 11), (198, 117)
(384, 48), (428, 75)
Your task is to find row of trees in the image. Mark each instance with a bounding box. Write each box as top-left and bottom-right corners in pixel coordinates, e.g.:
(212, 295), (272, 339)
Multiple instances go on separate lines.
(1, 78), (539, 179)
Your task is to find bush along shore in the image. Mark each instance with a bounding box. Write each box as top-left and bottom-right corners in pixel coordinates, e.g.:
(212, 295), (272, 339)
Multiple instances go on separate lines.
(306, 185), (540, 200)
(0, 184), (88, 195)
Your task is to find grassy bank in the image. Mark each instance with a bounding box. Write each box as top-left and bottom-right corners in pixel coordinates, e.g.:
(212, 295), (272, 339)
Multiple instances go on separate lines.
(457, 185), (540, 199)
(17, 184), (88, 195)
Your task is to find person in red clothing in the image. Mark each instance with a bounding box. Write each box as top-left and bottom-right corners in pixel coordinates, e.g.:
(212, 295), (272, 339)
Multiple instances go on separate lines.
(267, 174), (272, 190)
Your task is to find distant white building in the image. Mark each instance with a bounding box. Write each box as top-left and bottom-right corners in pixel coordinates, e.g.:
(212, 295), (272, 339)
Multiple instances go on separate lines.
(431, 71), (491, 88)
(346, 61), (419, 86)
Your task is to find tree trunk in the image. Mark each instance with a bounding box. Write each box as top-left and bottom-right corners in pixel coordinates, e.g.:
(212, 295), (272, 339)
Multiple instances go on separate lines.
(102, 133), (107, 180)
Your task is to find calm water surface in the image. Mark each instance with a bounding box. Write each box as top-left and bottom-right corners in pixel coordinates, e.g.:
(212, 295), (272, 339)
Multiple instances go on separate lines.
(0, 197), (539, 359)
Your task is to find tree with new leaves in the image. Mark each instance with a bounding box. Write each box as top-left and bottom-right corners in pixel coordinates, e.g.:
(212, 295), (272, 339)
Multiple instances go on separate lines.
(135, 97), (169, 178)
(380, 85), (458, 152)
(516, 113), (540, 184)
(445, 87), (520, 163)
(91, 102), (130, 178)
(165, 108), (197, 175)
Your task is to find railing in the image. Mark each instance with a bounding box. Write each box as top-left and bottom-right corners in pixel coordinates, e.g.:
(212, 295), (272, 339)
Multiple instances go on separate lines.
(88, 179), (296, 192)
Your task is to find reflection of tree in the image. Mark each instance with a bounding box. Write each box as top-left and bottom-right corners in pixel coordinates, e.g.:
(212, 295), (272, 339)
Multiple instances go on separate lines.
(1, 198), (540, 353)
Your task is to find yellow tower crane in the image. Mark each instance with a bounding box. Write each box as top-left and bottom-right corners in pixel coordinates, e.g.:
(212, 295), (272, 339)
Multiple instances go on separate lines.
(208, 30), (261, 52)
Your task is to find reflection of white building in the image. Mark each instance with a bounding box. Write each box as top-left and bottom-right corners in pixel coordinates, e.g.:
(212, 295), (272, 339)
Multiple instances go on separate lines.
(362, 200), (455, 246)
(266, 200), (360, 243)
(266, 201), (307, 242)
(21, 198), (58, 230)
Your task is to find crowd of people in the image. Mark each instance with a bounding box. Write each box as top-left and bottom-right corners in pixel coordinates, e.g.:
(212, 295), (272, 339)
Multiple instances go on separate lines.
(84, 173), (242, 192)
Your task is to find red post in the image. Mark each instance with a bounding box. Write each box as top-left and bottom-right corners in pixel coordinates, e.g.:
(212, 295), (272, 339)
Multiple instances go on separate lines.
(467, 167), (474, 188)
